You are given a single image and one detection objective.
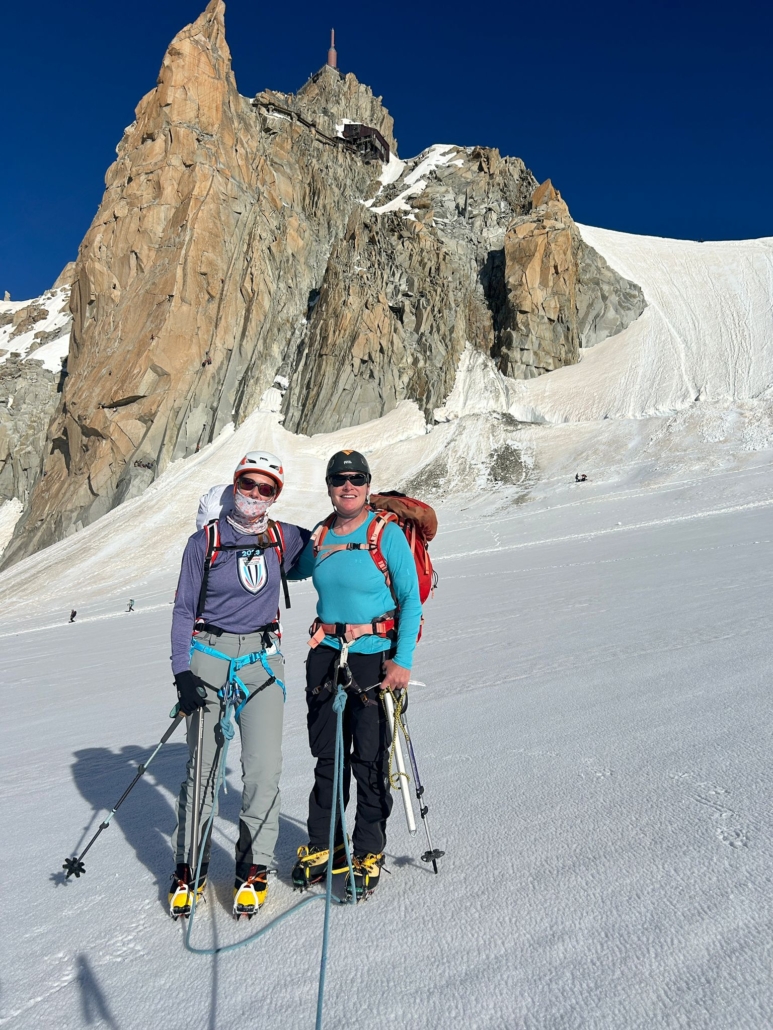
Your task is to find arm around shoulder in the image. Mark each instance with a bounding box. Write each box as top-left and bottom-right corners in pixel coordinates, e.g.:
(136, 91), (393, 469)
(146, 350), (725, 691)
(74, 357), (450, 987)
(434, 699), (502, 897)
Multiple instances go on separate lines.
(285, 526), (317, 581)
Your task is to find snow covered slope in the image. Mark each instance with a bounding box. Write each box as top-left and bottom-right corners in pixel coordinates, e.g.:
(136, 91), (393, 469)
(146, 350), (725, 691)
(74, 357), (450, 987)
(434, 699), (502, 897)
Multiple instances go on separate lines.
(440, 229), (773, 426)
(0, 286), (71, 372)
(2, 226), (773, 1028)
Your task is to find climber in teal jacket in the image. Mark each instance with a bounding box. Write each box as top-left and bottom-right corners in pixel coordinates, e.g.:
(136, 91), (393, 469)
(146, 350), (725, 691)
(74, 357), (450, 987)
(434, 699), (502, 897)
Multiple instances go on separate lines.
(289, 449), (421, 900)
(290, 505), (421, 670)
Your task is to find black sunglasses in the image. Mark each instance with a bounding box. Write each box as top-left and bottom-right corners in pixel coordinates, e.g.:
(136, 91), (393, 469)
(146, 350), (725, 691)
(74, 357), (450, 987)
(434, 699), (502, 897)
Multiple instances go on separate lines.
(328, 473), (369, 487)
(237, 477), (277, 497)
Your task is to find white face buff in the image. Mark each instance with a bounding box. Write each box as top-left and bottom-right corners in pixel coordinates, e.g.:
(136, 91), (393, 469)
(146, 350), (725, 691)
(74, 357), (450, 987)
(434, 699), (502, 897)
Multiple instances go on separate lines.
(228, 488), (274, 535)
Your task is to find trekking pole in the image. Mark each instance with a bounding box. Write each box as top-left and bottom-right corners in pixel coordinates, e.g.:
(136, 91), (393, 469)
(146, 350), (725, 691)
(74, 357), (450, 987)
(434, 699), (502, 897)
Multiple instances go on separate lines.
(189, 708), (206, 878)
(382, 690), (416, 834)
(63, 709), (185, 879)
(400, 709), (445, 873)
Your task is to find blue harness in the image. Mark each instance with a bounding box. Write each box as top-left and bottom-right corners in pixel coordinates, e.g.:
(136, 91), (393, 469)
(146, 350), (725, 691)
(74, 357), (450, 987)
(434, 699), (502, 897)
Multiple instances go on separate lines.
(190, 637), (286, 727)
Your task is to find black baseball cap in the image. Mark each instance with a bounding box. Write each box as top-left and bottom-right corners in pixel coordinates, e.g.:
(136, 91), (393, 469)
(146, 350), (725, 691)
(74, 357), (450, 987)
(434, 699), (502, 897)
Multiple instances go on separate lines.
(326, 450), (371, 480)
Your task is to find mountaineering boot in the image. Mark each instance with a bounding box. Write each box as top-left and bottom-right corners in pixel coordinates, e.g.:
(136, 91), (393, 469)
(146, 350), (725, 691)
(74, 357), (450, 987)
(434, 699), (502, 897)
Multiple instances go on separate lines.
(233, 865), (268, 919)
(346, 853), (384, 901)
(168, 863), (207, 920)
(291, 842), (348, 890)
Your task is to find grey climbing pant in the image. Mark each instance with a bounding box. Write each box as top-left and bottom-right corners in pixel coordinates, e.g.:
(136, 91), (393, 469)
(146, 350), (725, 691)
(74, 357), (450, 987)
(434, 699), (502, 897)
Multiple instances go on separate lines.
(173, 629), (285, 873)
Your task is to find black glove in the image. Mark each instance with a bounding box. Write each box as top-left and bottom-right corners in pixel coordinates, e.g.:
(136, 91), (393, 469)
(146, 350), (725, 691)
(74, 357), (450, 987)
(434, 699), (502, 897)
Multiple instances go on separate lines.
(175, 670), (208, 716)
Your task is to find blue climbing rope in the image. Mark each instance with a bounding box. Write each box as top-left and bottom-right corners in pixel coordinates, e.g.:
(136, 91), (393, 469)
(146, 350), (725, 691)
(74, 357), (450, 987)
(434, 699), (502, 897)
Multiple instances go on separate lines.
(316, 681), (357, 1028)
(182, 644), (355, 1030)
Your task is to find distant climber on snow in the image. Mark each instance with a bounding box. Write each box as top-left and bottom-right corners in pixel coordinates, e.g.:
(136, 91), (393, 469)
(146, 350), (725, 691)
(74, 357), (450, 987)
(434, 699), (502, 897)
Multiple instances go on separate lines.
(575, 473), (588, 482)
(69, 609), (77, 623)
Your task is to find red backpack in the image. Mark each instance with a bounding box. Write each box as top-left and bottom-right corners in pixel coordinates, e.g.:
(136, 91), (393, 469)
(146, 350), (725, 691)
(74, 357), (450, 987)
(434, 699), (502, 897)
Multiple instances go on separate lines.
(312, 492), (438, 603)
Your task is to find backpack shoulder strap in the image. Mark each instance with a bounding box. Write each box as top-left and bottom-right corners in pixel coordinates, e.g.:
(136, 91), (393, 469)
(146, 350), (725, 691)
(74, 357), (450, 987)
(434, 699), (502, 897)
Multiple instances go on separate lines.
(311, 513), (337, 556)
(196, 520), (220, 618)
(311, 511), (395, 572)
(367, 510), (398, 590)
(266, 519), (291, 609)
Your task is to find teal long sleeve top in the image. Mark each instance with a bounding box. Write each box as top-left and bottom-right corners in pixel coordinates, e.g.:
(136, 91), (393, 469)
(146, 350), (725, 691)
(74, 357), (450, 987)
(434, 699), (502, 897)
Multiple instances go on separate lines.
(290, 512), (422, 669)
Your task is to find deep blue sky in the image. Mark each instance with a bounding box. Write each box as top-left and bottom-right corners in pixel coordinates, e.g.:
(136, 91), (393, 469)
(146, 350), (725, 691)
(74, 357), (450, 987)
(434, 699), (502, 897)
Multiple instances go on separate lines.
(2, 0), (771, 300)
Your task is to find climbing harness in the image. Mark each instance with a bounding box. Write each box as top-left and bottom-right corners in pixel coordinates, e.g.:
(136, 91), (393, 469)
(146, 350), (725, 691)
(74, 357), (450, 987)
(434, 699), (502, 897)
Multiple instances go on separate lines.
(190, 636), (286, 712)
(307, 611), (396, 648)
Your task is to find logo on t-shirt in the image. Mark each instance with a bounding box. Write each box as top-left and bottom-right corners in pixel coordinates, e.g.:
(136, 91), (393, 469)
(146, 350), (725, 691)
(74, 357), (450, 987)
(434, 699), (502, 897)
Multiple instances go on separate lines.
(237, 549), (268, 594)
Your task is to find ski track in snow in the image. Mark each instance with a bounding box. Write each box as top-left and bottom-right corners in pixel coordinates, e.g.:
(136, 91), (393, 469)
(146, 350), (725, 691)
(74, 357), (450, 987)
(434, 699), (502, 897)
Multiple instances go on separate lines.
(2, 225), (773, 1028)
(440, 494), (773, 561)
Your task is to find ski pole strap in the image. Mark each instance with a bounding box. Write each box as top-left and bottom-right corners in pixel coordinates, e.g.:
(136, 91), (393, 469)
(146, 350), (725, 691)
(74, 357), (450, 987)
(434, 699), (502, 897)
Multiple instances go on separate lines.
(189, 638), (286, 708)
(307, 611), (397, 648)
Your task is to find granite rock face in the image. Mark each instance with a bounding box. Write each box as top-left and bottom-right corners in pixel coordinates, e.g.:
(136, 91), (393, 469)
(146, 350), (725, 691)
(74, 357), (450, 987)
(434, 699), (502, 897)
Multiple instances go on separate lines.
(576, 239), (646, 350)
(495, 181), (645, 378)
(0, 284), (71, 514)
(3, 4), (645, 566)
(0, 358), (63, 510)
(284, 145), (538, 432)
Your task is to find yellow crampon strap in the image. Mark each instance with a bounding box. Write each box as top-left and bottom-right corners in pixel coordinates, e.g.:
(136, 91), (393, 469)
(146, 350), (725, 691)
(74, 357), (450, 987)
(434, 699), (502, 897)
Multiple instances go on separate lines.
(382, 688), (410, 791)
(298, 845), (331, 868)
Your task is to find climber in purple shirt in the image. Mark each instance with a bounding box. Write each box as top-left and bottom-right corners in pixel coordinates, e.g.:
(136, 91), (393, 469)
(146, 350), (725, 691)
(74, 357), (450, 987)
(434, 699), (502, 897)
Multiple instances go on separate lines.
(167, 449), (310, 920)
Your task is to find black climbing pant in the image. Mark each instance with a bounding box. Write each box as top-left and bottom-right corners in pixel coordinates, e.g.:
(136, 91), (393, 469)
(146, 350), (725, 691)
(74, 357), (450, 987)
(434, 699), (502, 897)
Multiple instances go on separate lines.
(305, 646), (394, 857)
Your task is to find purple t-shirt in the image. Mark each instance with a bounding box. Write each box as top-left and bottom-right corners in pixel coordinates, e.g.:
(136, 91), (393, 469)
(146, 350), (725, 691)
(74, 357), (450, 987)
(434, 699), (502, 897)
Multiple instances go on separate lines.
(170, 518), (310, 674)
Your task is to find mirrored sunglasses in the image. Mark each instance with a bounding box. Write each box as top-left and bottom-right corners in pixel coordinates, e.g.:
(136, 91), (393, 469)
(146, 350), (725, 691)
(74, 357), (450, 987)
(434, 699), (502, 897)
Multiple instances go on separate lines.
(237, 477), (276, 497)
(328, 473), (369, 487)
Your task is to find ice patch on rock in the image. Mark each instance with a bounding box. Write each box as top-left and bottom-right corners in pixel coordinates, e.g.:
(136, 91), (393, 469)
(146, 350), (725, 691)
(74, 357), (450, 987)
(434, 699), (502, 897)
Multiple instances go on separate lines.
(0, 499), (23, 558)
(434, 345), (518, 422)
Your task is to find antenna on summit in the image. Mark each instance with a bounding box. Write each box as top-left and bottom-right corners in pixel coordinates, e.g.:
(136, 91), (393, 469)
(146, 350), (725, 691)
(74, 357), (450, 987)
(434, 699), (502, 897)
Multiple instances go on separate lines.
(327, 28), (337, 69)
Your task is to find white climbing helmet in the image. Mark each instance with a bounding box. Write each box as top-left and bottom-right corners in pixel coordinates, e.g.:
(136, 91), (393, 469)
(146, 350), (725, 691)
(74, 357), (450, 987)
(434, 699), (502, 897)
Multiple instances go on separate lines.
(233, 450), (284, 496)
